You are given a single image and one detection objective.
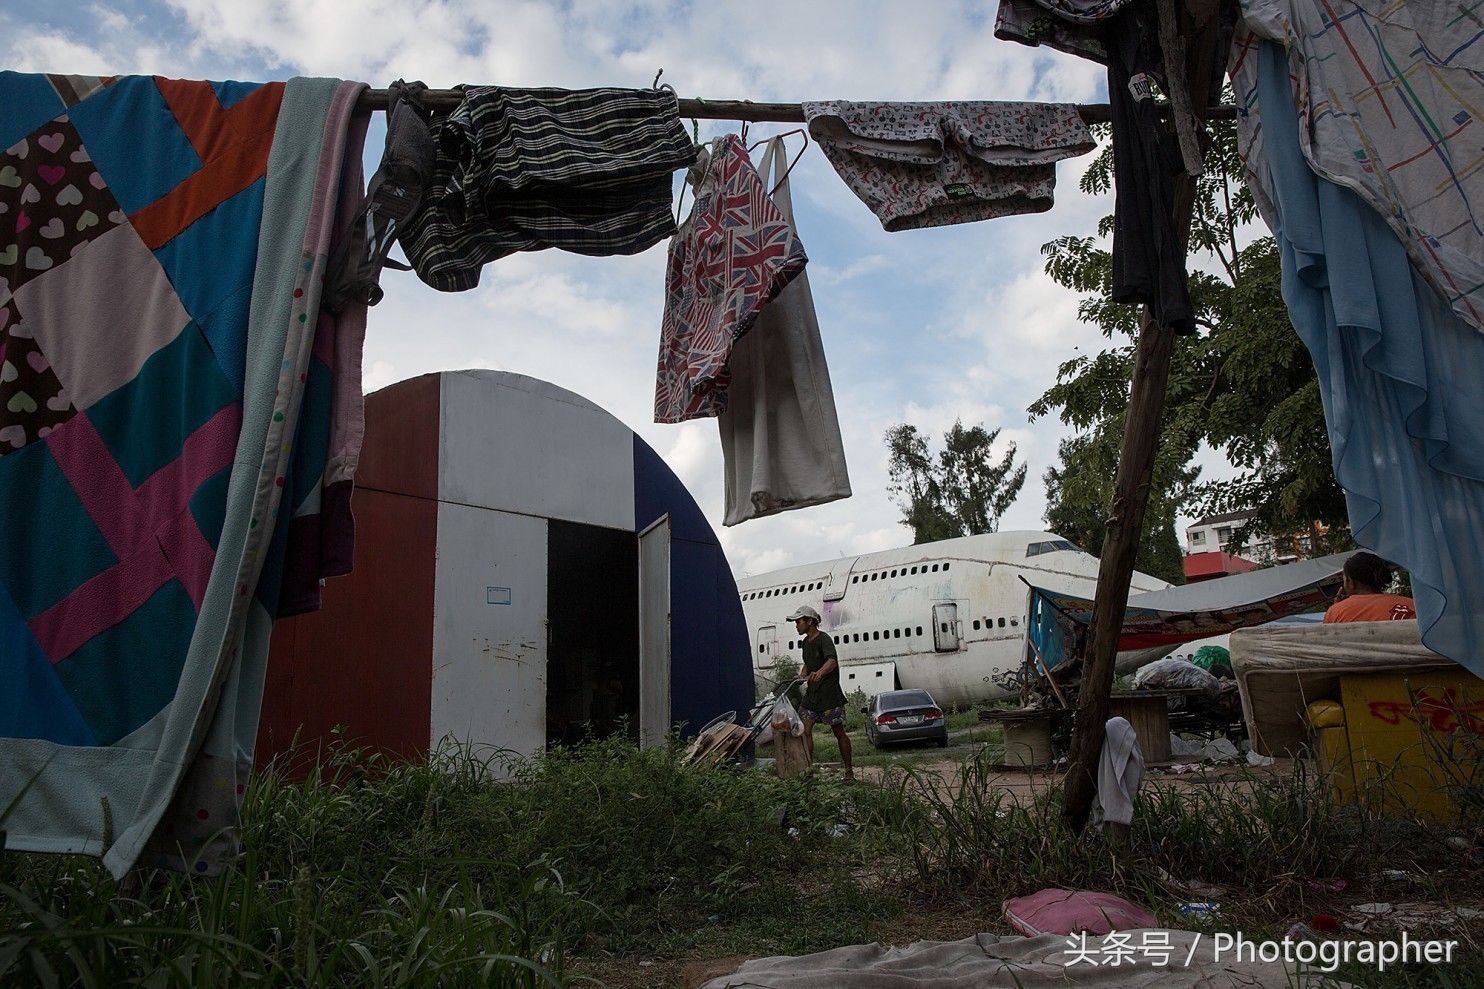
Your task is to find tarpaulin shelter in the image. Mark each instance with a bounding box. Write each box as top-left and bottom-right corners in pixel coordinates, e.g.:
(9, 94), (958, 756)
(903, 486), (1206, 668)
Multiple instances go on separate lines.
(1027, 552), (1353, 672)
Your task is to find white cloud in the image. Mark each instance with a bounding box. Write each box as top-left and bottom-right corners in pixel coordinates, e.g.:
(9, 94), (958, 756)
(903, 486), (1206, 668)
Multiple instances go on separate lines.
(363, 359), (398, 392)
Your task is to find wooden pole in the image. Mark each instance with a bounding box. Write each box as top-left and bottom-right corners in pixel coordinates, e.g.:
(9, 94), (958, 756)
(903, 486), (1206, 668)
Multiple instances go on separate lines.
(1061, 0), (1227, 833)
(354, 87), (1235, 125)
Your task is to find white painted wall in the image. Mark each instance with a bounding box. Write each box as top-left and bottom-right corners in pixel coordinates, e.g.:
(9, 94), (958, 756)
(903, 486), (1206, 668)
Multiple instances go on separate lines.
(430, 502), (548, 760)
(438, 370), (635, 531)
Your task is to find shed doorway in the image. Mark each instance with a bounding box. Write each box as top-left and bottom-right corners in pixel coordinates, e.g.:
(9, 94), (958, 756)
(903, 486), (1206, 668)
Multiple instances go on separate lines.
(546, 520), (639, 747)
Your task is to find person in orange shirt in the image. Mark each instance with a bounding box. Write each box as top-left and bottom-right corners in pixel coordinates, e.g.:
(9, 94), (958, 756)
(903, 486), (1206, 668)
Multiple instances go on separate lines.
(1324, 552), (1416, 623)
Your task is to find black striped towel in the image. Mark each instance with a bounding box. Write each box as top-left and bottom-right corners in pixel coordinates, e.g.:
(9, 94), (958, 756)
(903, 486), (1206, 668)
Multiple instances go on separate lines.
(399, 86), (698, 292)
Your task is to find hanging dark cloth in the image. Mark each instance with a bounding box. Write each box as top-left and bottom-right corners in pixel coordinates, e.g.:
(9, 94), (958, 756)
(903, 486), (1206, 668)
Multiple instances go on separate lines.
(399, 86), (698, 292)
(1103, 2), (1194, 332)
(323, 79), (435, 313)
(996, 0), (1196, 333)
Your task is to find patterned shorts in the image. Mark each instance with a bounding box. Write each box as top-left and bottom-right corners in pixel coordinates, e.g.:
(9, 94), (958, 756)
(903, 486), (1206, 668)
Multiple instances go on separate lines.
(800, 705), (845, 726)
(802, 100), (1094, 232)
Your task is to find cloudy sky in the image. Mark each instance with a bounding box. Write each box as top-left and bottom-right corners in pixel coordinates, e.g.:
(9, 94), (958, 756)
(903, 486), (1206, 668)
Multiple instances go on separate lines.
(3, 0), (1230, 577)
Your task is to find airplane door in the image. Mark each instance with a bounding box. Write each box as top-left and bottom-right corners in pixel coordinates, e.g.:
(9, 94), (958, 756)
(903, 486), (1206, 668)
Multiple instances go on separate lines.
(638, 515), (671, 749)
(932, 603), (960, 652)
(757, 624), (779, 668)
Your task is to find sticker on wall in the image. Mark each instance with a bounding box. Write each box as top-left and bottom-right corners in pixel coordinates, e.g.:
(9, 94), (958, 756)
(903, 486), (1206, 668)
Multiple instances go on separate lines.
(486, 586), (512, 606)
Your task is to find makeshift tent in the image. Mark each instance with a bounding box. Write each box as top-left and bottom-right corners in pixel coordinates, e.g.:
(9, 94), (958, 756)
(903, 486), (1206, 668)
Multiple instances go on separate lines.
(1027, 553), (1352, 671)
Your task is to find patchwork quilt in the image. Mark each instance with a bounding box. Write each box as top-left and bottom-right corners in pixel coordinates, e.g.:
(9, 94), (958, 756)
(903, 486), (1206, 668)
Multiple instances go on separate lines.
(0, 72), (368, 876)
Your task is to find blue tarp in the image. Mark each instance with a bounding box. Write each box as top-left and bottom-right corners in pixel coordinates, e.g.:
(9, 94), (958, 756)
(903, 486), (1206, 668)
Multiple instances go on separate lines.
(1246, 43), (1484, 681)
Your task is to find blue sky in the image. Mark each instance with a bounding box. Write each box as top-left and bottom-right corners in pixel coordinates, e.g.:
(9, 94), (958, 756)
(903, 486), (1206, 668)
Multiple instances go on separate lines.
(4, 1), (1229, 576)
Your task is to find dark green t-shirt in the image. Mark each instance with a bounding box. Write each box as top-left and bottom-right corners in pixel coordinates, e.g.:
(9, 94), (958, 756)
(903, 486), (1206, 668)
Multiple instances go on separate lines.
(800, 631), (846, 712)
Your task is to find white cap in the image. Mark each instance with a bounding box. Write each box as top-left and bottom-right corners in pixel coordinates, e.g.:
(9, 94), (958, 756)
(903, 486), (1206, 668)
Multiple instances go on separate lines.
(786, 605), (821, 622)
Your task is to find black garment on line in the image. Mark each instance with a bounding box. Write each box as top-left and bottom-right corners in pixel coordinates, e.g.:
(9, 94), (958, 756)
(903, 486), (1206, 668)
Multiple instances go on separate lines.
(1105, 4), (1195, 334)
(398, 86), (698, 293)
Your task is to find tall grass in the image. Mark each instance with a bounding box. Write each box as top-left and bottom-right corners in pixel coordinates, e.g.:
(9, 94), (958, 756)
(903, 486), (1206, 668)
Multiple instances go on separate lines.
(871, 752), (1382, 905)
(0, 738), (890, 986)
(4, 736), (1480, 987)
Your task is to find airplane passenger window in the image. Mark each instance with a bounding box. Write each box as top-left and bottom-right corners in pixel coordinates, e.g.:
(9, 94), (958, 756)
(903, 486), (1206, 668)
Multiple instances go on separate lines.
(940, 623), (948, 632)
(852, 576), (859, 583)
(973, 620), (981, 630)
(1011, 618), (1019, 627)
(998, 618), (1006, 628)
(943, 563), (950, 572)
(931, 564), (939, 572)
(890, 569), (897, 578)
(873, 631), (880, 640)
(758, 645), (765, 654)
(916, 626), (923, 636)
(893, 629), (901, 638)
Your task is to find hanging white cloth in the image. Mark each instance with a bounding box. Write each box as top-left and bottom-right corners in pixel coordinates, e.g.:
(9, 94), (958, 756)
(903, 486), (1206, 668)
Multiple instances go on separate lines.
(1097, 716), (1144, 826)
(718, 136), (852, 525)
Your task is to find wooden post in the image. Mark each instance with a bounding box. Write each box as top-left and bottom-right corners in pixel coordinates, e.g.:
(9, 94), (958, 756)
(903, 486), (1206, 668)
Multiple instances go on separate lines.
(1062, 0), (1226, 833)
(774, 731), (811, 779)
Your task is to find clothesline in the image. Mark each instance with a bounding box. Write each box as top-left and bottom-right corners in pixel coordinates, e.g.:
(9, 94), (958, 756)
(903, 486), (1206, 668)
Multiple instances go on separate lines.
(354, 87), (1238, 125)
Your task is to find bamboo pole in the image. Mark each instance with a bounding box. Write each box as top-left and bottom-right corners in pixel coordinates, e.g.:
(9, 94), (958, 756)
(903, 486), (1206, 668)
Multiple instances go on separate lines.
(1060, 0), (1228, 834)
(354, 87), (1236, 125)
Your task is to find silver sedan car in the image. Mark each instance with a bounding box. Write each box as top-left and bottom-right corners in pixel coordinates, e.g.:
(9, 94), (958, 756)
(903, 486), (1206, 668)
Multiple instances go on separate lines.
(863, 689), (949, 749)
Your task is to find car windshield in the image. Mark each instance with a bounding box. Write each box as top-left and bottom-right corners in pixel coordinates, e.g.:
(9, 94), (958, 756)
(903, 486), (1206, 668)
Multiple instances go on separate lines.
(880, 690), (934, 711)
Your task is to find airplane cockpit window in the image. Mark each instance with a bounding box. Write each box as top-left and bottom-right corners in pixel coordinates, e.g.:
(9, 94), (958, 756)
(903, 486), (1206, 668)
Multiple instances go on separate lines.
(1025, 539), (1078, 557)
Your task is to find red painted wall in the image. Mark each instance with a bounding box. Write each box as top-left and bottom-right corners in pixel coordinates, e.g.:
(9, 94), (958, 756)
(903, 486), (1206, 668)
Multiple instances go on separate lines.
(258, 375), (442, 768)
(1182, 550), (1260, 583)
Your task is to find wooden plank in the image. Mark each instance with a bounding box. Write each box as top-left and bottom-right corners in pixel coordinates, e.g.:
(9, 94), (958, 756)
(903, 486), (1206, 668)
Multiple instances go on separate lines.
(1061, 0), (1229, 833)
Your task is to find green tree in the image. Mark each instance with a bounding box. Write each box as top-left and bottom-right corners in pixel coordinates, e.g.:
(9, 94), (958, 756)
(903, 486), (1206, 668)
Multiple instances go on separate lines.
(1043, 433), (1194, 585)
(886, 420), (1027, 544)
(1029, 119), (1350, 565)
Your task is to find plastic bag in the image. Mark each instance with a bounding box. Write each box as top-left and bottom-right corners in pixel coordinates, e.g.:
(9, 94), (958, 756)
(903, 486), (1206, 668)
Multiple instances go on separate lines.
(1191, 645), (1234, 678)
(770, 694), (805, 738)
(1133, 657), (1221, 694)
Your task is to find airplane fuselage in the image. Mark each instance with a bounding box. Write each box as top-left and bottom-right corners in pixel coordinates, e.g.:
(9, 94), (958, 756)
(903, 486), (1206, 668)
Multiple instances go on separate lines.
(737, 532), (1169, 707)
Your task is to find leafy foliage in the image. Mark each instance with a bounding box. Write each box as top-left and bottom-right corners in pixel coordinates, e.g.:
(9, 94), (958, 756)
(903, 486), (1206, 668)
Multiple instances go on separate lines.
(1043, 433), (1194, 585)
(1029, 118), (1350, 566)
(885, 421), (1027, 544)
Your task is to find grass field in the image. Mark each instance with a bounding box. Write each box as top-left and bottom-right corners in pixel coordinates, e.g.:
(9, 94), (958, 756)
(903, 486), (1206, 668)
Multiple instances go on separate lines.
(3, 736), (1482, 987)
